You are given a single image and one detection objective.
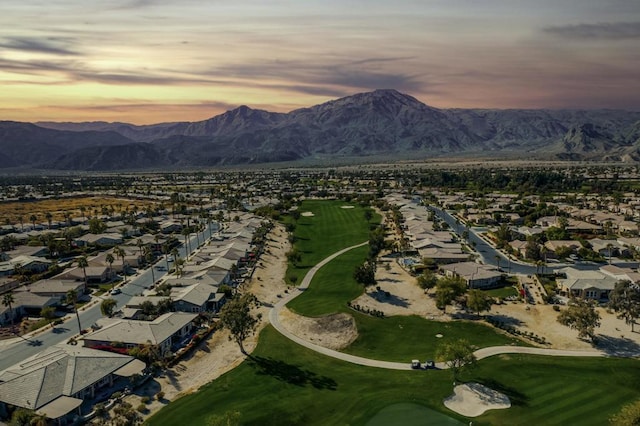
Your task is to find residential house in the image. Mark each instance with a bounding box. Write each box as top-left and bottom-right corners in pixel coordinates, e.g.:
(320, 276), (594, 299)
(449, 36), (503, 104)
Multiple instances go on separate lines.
(0, 291), (57, 325)
(83, 312), (198, 356)
(557, 267), (618, 300)
(170, 283), (226, 313)
(0, 345), (145, 421)
(440, 262), (503, 289)
(27, 279), (86, 301)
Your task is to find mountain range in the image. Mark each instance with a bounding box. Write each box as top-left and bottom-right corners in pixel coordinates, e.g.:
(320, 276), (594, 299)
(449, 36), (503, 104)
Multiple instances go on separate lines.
(1, 89), (639, 171)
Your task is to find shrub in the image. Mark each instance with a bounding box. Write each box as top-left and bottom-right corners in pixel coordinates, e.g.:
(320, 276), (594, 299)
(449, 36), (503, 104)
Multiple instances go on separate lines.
(156, 391), (165, 401)
(137, 403), (147, 413)
(141, 396), (151, 404)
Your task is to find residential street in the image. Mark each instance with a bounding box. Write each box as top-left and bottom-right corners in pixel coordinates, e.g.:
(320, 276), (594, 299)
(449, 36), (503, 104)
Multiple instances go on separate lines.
(0, 224), (216, 371)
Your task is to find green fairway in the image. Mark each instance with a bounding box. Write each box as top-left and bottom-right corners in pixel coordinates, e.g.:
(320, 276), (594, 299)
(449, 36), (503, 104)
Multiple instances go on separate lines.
(146, 326), (640, 426)
(484, 286), (519, 299)
(366, 403), (464, 426)
(344, 313), (525, 362)
(468, 354), (640, 425)
(285, 200), (375, 284)
(287, 245), (368, 316)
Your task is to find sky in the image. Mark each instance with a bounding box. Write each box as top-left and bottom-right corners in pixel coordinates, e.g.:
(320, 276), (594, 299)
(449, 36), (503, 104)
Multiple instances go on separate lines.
(1, 0), (639, 124)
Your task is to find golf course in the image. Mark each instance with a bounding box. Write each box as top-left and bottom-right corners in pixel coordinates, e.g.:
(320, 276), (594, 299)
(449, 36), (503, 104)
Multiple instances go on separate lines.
(146, 200), (640, 425)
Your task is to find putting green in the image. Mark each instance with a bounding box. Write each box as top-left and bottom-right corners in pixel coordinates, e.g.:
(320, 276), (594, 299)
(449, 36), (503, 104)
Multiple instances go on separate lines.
(366, 403), (464, 426)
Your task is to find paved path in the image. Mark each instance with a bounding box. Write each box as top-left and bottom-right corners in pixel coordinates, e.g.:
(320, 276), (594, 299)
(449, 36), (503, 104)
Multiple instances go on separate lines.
(268, 243), (630, 371)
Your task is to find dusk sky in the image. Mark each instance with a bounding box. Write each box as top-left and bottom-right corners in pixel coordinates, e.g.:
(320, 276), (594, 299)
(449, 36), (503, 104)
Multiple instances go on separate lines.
(1, 0), (639, 124)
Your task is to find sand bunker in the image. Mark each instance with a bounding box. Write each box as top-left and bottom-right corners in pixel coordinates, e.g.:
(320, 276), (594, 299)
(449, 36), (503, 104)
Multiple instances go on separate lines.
(444, 382), (511, 417)
(341, 205), (355, 209)
(301, 211), (315, 217)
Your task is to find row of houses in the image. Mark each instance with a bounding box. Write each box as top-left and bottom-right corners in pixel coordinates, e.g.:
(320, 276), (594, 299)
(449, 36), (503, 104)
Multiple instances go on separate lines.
(0, 213), (269, 423)
(387, 194), (503, 289)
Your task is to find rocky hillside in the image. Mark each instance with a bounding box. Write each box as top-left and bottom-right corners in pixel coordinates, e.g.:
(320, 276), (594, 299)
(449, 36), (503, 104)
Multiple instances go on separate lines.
(0, 88), (635, 170)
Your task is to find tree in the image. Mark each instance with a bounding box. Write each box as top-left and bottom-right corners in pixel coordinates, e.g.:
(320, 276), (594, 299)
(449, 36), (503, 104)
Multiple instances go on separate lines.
(354, 260), (376, 287)
(76, 255), (89, 294)
(40, 306), (56, 324)
(416, 270), (438, 294)
(106, 253), (115, 284)
(466, 289), (492, 317)
(101, 298), (118, 317)
(525, 238), (542, 261)
(609, 280), (640, 332)
(88, 217), (107, 234)
(557, 298), (601, 342)
(145, 247), (156, 284)
(610, 398), (640, 426)
(45, 212), (53, 230)
(114, 246), (127, 283)
(29, 214), (38, 230)
(219, 293), (260, 354)
(435, 276), (467, 313)
(2, 292), (15, 326)
(364, 208), (373, 223)
(66, 289), (83, 334)
(436, 339), (477, 381)
(286, 248), (302, 266)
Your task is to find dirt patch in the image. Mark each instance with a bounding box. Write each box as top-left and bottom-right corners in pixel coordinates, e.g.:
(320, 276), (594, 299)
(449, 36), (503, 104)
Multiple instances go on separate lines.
(279, 308), (358, 350)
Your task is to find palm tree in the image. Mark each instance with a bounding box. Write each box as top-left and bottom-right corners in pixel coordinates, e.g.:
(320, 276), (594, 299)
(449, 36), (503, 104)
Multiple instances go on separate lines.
(136, 238), (144, 263)
(495, 254), (501, 270)
(171, 248), (180, 276)
(76, 255), (89, 294)
(45, 212), (53, 230)
(66, 289), (83, 334)
(607, 243), (614, 265)
(80, 206), (87, 224)
(163, 243), (170, 272)
(181, 227), (191, 256)
(106, 253), (115, 284)
(29, 214), (38, 230)
(145, 247), (156, 284)
(18, 215), (24, 232)
(2, 292), (15, 327)
(113, 246), (127, 283)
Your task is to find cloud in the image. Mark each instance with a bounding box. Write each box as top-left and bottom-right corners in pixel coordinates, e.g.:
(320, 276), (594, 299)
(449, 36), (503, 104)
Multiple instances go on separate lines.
(543, 21), (640, 40)
(0, 36), (80, 55)
(211, 57), (424, 96)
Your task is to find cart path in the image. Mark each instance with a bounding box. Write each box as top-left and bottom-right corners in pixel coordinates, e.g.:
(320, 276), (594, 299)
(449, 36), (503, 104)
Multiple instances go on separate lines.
(268, 243), (629, 371)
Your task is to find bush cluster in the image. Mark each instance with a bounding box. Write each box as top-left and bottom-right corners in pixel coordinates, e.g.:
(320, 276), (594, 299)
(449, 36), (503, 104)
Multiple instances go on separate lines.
(486, 317), (547, 345)
(346, 301), (384, 318)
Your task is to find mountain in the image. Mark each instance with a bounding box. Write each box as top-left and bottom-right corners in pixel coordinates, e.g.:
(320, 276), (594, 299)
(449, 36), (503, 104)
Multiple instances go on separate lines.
(5, 89), (640, 171)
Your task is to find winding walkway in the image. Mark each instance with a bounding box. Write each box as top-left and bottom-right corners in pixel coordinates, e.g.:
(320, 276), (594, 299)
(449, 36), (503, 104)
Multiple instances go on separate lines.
(268, 243), (629, 371)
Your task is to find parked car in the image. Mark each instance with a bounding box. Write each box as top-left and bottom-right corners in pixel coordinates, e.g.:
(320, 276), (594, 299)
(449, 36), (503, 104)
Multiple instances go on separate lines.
(110, 288), (121, 295)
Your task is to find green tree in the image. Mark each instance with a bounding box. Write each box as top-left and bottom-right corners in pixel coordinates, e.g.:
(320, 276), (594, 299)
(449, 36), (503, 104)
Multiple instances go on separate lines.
(609, 280), (640, 332)
(2, 292), (15, 326)
(436, 339), (477, 381)
(40, 306), (56, 324)
(66, 289), (83, 334)
(466, 289), (492, 317)
(610, 398), (640, 426)
(557, 298), (601, 342)
(114, 246), (127, 283)
(435, 276), (467, 313)
(219, 293), (260, 355)
(364, 208), (373, 223)
(76, 255), (89, 293)
(101, 298), (118, 317)
(106, 253), (115, 284)
(416, 269), (438, 294)
(354, 260), (376, 287)
(88, 217), (107, 234)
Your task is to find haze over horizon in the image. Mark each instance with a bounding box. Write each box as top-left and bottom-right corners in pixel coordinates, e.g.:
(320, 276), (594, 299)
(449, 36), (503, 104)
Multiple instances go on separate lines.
(1, 0), (639, 124)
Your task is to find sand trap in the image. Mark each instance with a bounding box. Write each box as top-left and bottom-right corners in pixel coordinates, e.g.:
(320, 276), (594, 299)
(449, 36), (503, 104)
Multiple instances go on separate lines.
(301, 211), (315, 217)
(341, 205), (355, 209)
(444, 382), (511, 417)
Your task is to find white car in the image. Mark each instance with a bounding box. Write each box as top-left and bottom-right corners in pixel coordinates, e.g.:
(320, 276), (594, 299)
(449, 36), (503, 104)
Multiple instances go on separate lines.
(110, 288), (122, 295)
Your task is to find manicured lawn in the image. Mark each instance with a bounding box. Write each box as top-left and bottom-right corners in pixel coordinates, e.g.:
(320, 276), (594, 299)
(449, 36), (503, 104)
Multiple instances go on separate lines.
(467, 354), (640, 425)
(285, 200), (376, 284)
(345, 314), (526, 362)
(146, 326), (640, 426)
(484, 286), (518, 299)
(287, 245), (368, 316)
